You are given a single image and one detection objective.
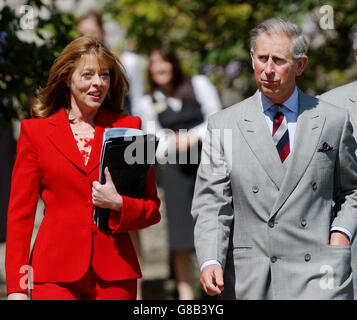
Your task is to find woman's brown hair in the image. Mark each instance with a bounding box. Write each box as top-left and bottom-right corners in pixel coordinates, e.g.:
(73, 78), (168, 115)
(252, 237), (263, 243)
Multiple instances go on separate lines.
(148, 49), (185, 95)
(32, 36), (129, 118)
(148, 48), (196, 102)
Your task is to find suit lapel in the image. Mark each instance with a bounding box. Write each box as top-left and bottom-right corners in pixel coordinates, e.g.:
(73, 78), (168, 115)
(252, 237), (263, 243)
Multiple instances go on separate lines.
(47, 108), (88, 174)
(86, 110), (133, 174)
(270, 91), (326, 218)
(348, 96), (357, 104)
(347, 96), (357, 131)
(85, 109), (110, 174)
(47, 108), (115, 176)
(237, 91), (285, 190)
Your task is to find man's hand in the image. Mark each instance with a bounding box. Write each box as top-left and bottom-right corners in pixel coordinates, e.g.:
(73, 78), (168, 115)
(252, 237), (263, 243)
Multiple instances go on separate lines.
(329, 231), (350, 246)
(200, 264), (224, 296)
(92, 167), (122, 211)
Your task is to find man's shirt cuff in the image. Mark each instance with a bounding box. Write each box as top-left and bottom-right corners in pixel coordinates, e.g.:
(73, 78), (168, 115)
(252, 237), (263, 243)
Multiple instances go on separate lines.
(330, 226), (352, 242)
(200, 260), (222, 272)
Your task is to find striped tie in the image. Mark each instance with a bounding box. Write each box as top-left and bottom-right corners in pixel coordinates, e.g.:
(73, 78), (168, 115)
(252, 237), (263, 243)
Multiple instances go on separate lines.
(272, 105), (290, 165)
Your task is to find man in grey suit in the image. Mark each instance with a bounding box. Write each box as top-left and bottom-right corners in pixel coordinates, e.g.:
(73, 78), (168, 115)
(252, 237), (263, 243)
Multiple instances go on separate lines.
(319, 23), (357, 299)
(319, 23), (357, 129)
(191, 17), (357, 299)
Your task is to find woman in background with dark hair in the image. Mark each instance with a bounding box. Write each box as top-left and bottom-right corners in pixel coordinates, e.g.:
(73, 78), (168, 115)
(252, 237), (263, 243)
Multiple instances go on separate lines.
(139, 49), (221, 299)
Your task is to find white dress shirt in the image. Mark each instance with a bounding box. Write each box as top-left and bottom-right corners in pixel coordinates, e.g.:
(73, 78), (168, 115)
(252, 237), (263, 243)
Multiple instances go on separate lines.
(121, 51), (144, 116)
(260, 86), (298, 152)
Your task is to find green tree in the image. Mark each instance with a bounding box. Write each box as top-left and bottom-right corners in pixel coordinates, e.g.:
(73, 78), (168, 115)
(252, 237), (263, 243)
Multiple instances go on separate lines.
(0, 0), (77, 126)
(2, 1), (357, 121)
(106, 0), (357, 106)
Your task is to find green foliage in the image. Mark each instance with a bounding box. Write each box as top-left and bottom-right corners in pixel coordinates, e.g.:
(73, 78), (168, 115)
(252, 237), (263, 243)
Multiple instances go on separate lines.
(0, 0), (77, 126)
(106, 0), (357, 105)
(2, 0), (357, 123)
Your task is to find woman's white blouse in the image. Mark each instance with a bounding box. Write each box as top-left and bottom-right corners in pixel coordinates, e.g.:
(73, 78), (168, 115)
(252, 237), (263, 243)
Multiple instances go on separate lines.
(138, 75), (222, 161)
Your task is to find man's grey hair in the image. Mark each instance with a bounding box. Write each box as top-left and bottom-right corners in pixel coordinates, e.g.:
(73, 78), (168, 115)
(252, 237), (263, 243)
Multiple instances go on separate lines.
(250, 17), (309, 61)
(351, 23), (357, 51)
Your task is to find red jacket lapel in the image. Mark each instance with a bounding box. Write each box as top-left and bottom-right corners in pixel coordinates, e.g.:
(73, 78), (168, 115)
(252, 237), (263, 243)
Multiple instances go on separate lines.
(85, 108), (116, 175)
(46, 108), (139, 176)
(47, 108), (87, 174)
(87, 109), (141, 175)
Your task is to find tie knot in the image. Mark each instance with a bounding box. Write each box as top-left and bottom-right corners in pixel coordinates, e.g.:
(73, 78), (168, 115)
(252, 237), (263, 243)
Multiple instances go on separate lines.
(273, 103), (284, 108)
(273, 111), (284, 121)
(272, 104), (285, 120)
(272, 103), (284, 112)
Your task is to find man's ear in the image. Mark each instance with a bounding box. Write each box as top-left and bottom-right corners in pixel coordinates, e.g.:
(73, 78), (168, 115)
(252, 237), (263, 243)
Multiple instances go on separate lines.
(296, 56), (308, 76)
(250, 50), (255, 70)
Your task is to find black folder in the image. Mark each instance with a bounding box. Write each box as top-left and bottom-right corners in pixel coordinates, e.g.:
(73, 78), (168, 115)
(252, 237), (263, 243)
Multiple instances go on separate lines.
(94, 128), (158, 234)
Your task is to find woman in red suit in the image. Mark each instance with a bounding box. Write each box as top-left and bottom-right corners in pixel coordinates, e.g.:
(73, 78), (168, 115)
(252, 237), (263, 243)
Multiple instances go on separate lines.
(5, 36), (161, 300)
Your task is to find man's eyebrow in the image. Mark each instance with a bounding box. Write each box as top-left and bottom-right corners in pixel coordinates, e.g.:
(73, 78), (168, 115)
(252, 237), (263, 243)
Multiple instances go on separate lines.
(256, 53), (286, 59)
(272, 55), (286, 59)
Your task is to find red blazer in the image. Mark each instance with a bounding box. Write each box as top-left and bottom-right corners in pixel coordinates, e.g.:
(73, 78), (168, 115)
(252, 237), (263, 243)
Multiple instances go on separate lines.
(5, 108), (161, 295)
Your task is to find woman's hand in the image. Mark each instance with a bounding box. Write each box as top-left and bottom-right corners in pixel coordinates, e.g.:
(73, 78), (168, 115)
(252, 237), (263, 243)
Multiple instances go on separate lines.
(174, 129), (200, 152)
(92, 167), (123, 212)
(8, 293), (28, 300)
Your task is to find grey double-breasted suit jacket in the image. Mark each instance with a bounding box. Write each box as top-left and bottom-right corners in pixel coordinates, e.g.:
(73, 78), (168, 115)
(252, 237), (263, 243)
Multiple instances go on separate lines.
(319, 81), (357, 128)
(320, 81), (357, 299)
(191, 89), (357, 299)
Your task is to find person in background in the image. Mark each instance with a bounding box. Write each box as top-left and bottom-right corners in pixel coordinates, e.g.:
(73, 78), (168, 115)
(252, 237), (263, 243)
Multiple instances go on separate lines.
(0, 31), (18, 293)
(77, 10), (144, 116)
(0, 126), (16, 242)
(5, 36), (160, 300)
(319, 22), (357, 299)
(0, 125), (16, 289)
(77, 10), (146, 299)
(319, 23), (357, 127)
(139, 48), (222, 299)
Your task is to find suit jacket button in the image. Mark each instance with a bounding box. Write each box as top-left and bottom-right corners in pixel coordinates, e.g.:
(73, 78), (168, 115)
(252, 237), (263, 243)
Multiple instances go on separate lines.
(252, 185), (259, 193)
(271, 256), (277, 263)
(301, 218), (307, 227)
(304, 254), (311, 262)
(312, 182), (317, 191)
(268, 220), (275, 228)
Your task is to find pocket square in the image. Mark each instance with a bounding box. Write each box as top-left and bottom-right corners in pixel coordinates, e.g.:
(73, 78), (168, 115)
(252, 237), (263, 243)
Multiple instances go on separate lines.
(317, 142), (333, 152)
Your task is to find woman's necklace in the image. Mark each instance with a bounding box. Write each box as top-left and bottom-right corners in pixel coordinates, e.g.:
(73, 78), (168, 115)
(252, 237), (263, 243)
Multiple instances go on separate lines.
(68, 113), (95, 166)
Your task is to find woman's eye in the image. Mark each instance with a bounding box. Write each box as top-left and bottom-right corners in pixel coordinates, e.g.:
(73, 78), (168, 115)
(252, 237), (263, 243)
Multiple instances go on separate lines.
(82, 72), (92, 78)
